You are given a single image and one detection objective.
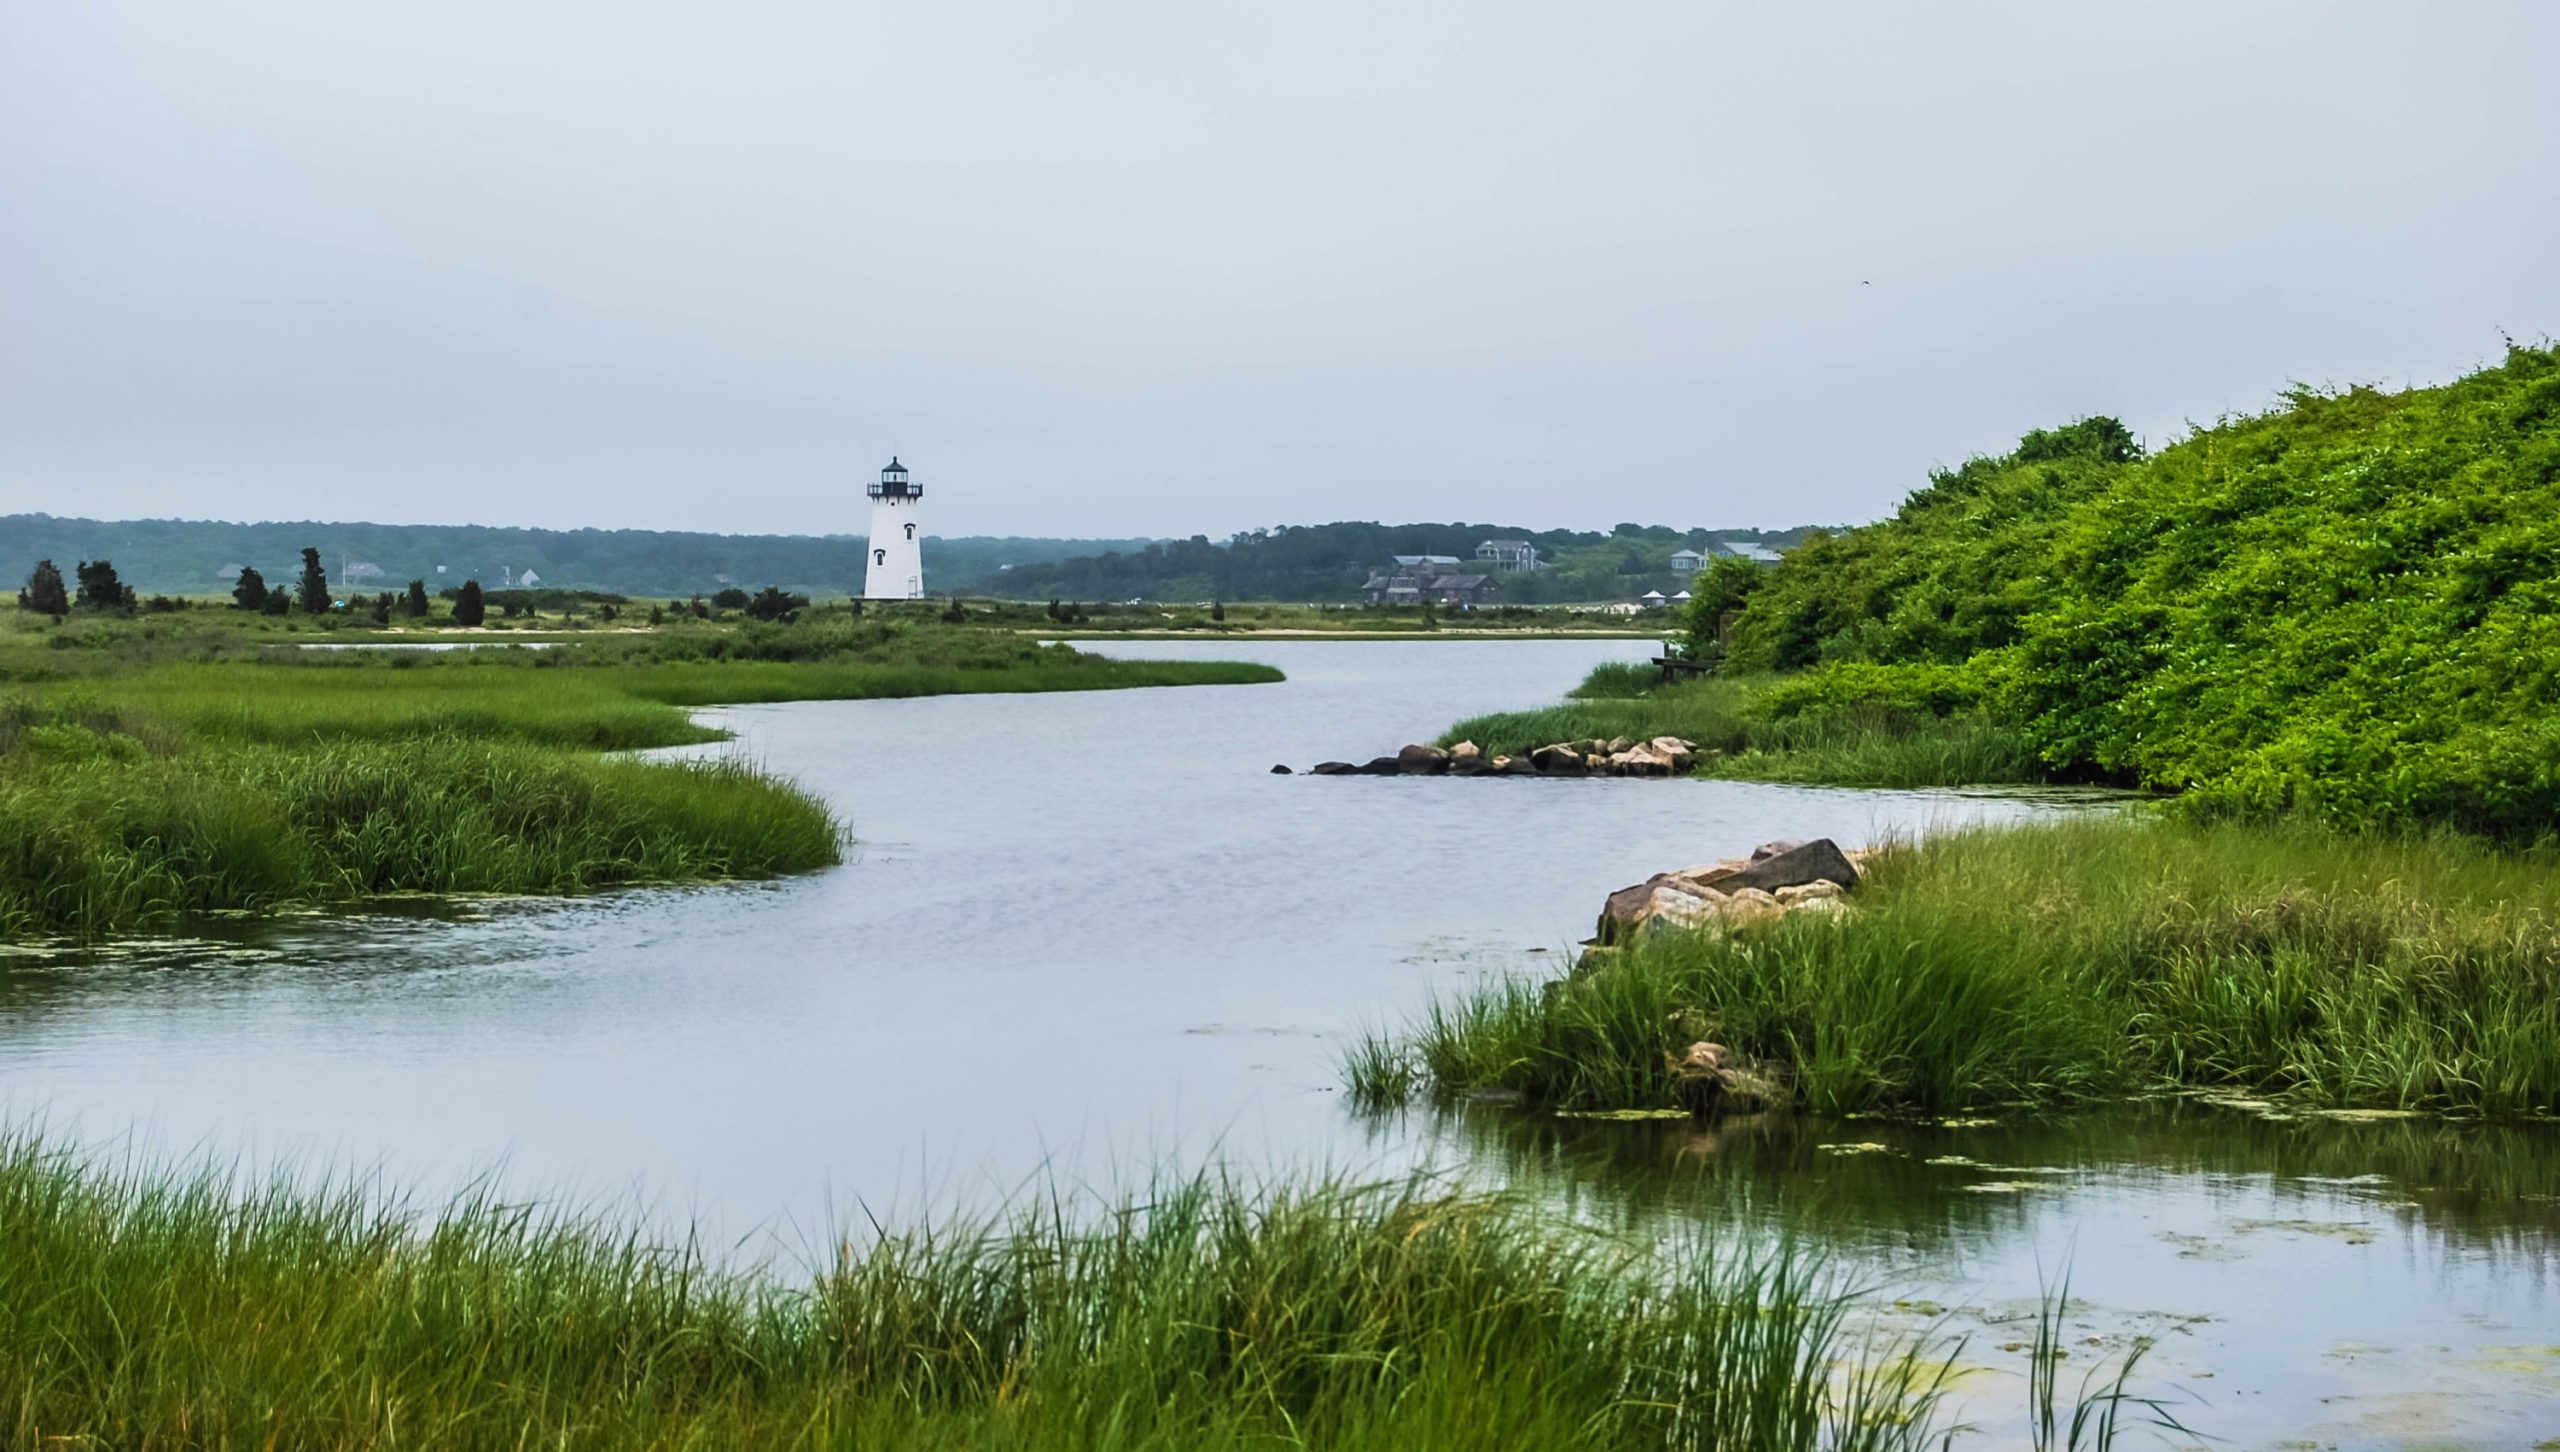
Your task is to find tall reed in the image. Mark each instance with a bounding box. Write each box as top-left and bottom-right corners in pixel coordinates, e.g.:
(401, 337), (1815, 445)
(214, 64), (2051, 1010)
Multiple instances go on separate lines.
(0, 1131), (1974, 1451)
(1363, 816), (2560, 1118)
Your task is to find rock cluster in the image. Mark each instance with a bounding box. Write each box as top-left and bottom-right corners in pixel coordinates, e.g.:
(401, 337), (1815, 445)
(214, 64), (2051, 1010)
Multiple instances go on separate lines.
(1298, 736), (1699, 778)
(1586, 837), (1870, 953)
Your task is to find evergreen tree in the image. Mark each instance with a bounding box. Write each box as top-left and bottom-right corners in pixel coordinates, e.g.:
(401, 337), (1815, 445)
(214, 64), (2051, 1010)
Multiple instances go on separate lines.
(402, 579), (430, 618)
(745, 586), (809, 621)
(74, 559), (128, 612)
(20, 560), (68, 616)
(1211, 600), (1226, 623)
(232, 566), (270, 612)
(451, 579), (486, 626)
(296, 547), (332, 614)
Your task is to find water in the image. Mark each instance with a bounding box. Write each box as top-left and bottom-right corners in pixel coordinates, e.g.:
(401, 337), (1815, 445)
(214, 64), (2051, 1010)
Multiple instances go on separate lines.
(3, 638), (2554, 1447)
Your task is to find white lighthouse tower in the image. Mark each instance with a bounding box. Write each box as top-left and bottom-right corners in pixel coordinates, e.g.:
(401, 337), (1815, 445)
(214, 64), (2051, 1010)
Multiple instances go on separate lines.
(862, 456), (924, 600)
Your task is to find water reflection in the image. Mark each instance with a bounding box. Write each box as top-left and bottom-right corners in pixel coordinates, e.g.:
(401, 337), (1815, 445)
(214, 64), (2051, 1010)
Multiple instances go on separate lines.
(3, 639), (2555, 1446)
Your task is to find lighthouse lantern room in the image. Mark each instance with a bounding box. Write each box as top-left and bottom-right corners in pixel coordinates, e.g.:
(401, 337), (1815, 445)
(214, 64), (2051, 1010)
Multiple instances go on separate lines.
(863, 456), (924, 600)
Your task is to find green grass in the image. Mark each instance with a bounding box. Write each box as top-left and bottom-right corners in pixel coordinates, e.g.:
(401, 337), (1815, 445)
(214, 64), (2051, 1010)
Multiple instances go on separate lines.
(1441, 672), (2043, 788)
(0, 1131), (1994, 1451)
(1357, 815), (2560, 1119)
(0, 613), (1281, 936)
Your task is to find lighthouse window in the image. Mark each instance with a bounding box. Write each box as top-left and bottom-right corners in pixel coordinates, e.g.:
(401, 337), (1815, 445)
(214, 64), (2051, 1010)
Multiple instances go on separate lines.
(904, 523), (916, 540)
(873, 548), (886, 566)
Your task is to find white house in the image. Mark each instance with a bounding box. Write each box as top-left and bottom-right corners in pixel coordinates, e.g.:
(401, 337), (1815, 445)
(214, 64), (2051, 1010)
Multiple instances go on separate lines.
(1474, 539), (1540, 571)
(1668, 548), (1706, 574)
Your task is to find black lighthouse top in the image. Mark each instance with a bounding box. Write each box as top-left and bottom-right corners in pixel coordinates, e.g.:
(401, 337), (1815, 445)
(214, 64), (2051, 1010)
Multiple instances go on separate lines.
(867, 457), (920, 499)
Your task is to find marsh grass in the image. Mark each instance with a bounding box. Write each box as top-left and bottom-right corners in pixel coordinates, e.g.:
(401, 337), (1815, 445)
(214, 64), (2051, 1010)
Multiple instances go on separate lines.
(1442, 674), (2042, 789)
(1366, 816), (2560, 1118)
(0, 1130), (1976, 1451)
(0, 615), (1279, 936)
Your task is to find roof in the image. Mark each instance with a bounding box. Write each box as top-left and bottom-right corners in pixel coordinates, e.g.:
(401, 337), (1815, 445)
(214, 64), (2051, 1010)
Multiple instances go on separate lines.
(1640, 590), (1667, 599)
(1716, 542), (1783, 563)
(1392, 554), (1464, 567)
(1477, 538), (1534, 549)
(1669, 547), (1706, 560)
(883, 457), (908, 472)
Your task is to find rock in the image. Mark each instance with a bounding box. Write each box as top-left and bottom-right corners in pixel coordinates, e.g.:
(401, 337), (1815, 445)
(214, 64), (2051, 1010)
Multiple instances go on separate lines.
(1449, 740), (1483, 763)
(1489, 754), (1523, 775)
(1356, 756), (1404, 776)
(1774, 880), (1843, 904)
(1584, 753), (1610, 773)
(1721, 838), (1861, 895)
(1609, 744), (1678, 777)
(1648, 736), (1695, 771)
(1671, 1041), (1787, 1118)
(1595, 874), (1710, 943)
(1396, 743), (1449, 774)
(1643, 886), (1729, 931)
(1530, 743), (1587, 775)
(1669, 858), (1750, 892)
(1270, 764), (1294, 774)
(1750, 839), (1805, 861)
(1310, 761), (1358, 775)
(1448, 755), (1490, 776)
(1786, 896), (1849, 919)
(1605, 736), (1635, 755)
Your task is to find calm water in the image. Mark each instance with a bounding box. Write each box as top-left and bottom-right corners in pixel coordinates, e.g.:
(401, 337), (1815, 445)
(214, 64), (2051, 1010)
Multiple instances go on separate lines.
(3, 639), (2555, 1448)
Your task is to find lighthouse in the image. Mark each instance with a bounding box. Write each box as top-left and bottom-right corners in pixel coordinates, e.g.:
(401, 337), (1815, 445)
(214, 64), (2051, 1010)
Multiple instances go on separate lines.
(863, 456), (924, 599)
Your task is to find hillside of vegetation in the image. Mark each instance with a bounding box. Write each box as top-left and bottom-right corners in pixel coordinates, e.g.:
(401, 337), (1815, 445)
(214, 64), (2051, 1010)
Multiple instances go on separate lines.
(0, 515), (1156, 600)
(1719, 344), (2560, 834)
(998, 521), (1816, 604)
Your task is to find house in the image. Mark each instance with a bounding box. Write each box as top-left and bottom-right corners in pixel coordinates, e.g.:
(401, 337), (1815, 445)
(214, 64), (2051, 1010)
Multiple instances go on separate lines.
(1669, 548), (1706, 575)
(1640, 590), (1669, 608)
(1361, 562), (1502, 607)
(1475, 539), (1540, 571)
(1715, 541), (1783, 564)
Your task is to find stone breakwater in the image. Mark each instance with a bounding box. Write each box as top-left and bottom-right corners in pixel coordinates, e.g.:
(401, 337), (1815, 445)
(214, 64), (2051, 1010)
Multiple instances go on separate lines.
(1279, 736), (1699, 778)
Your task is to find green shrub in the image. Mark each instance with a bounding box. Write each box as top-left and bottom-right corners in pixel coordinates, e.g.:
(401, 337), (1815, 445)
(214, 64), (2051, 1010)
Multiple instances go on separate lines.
(1718, 346), (2560, 833)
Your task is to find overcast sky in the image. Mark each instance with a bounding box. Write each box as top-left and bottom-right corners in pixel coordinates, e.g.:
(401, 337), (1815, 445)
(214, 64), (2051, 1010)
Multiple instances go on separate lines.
(4, 2), (2556, 538)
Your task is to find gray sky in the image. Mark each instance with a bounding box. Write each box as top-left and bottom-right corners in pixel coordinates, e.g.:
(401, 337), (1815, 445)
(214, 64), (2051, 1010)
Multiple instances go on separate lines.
(4, 2), (2556, 538)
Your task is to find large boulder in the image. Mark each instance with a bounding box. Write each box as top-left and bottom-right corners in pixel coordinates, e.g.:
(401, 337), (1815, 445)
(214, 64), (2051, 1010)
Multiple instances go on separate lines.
(1448, 754), (1490, 776)
(1648, 737), (1696, 772)
(1356, 756), (1404, 776)
(1270, 764), (1294, 774)
(1595, 874), (1711, 943)
(1448, 740), (1483, 763)
(1609, 743), (1678, 777)
(1719, 838), (1861, 895)
(1531, 743), (1587, 775)
(1310, 761), (1358, 775)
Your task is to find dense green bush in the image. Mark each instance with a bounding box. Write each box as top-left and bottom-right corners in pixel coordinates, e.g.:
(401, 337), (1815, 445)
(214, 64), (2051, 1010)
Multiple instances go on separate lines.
(1722, 345), (2560, 832)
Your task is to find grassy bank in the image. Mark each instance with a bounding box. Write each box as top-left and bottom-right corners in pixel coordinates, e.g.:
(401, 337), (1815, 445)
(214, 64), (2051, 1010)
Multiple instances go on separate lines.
(1353, 815), (2560, 1119)
(0, 1132), (2034, 1452)
(0, 613), (1280, 936)
(1439, 670), (2043, 789)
